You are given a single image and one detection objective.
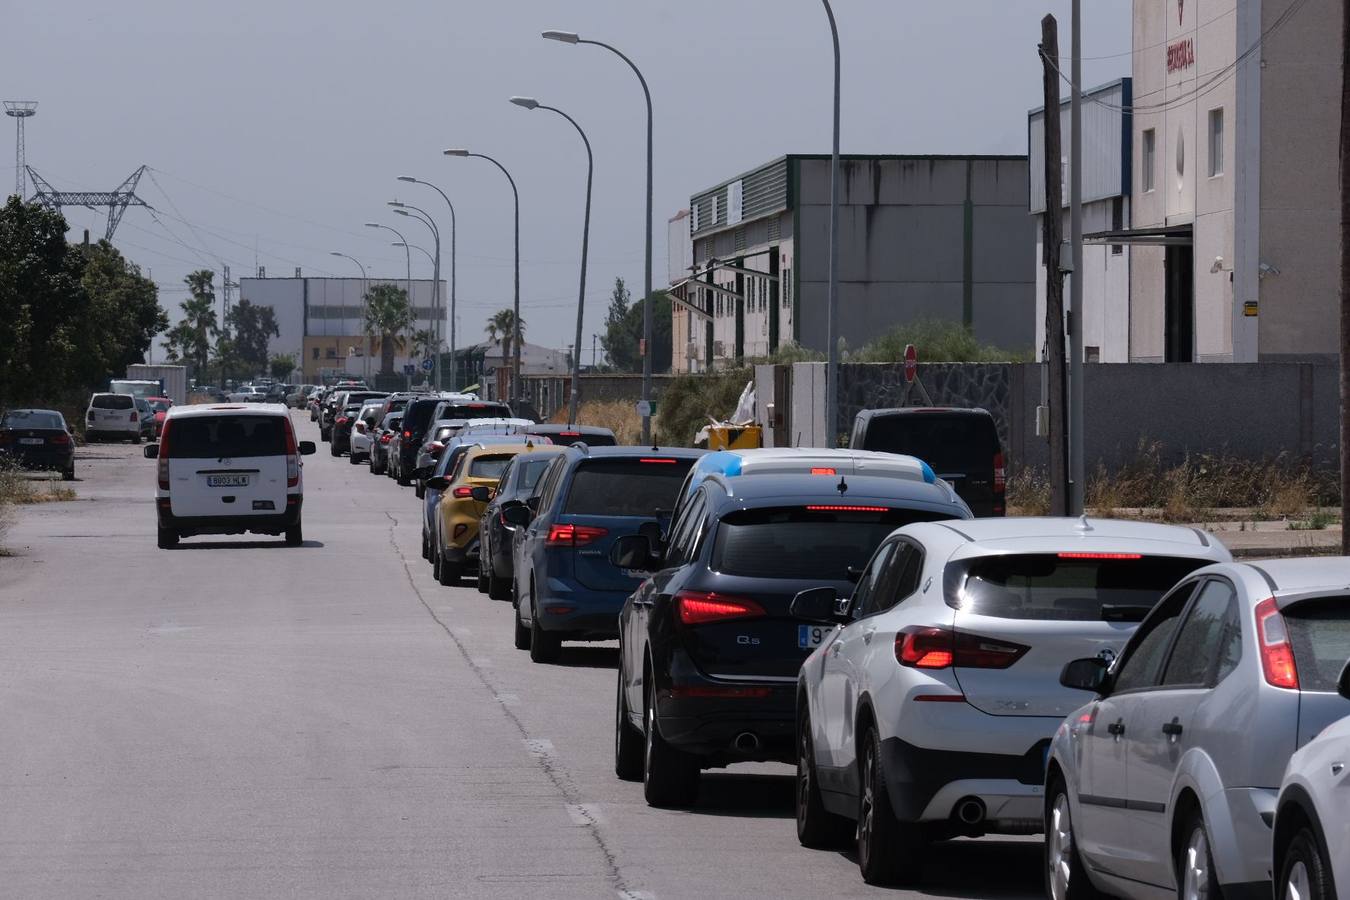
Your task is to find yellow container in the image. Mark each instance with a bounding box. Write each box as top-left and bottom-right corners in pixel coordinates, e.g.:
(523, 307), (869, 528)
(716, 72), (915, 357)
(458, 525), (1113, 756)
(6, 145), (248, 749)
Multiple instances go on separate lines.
(707, 425), (763, 451)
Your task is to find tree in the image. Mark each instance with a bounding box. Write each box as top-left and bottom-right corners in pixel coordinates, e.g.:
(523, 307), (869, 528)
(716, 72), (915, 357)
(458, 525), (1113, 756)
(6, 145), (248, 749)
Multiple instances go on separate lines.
(485, 309), (525, 362)
(364, 283), (414, 375)
(74, 241), (168, 387)
(410, 327), (437, 362)
(225, 298), (279, 375)
(270, 353), (297, 380)
(164, 269), (218, 377)
(601, 281), (672, 374)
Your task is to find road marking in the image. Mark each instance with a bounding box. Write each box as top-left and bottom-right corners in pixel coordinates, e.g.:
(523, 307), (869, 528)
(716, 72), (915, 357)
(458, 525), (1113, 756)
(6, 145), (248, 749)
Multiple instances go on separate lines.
(566, 803), (605, 826)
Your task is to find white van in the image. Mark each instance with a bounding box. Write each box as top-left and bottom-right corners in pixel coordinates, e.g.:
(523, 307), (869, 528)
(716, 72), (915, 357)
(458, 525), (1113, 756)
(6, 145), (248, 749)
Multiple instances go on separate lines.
(86, 392), (142, 443)
(144, 404), (316, 548)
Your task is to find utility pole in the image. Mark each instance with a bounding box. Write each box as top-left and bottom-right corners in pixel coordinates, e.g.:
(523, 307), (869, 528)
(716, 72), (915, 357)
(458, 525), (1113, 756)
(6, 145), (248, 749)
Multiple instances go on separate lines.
(1339, 0), (1349, 553)
(1041, 15), (1070, 517)
(1069, 0), (1086, 514)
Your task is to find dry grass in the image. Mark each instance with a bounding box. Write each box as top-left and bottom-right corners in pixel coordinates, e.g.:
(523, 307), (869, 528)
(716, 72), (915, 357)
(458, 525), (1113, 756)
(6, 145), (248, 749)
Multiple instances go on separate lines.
(0, 466), (77, 505)
(551, 399), (643, 445)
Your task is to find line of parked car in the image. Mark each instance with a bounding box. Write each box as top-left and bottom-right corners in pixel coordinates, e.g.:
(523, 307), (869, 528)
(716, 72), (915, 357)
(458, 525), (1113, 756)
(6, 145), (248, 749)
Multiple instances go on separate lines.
(323, 397), (1350, 899)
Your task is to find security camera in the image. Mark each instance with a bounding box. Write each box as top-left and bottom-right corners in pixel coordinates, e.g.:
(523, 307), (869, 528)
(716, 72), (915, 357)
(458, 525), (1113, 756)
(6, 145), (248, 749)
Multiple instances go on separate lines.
(1210, 256), (1224, 274)
(1258, 262), (1281, 278)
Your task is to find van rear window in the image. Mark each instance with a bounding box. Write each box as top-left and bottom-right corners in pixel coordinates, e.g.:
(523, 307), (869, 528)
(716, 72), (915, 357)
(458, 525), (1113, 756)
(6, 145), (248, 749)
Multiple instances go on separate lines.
(1283, 601), (1350, 691)
(167, 416), (287, 458)
(862, 414), (998, 470)
(92, 395), (134, 410)
(946, 554), (1206, 621)
(562, 458), (693, 517)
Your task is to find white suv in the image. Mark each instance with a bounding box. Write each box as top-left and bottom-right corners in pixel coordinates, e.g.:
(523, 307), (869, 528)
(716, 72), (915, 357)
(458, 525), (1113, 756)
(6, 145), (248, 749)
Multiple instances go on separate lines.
(145, 404), (315, 548)
(86, 392), (142, 443)
(791, 516), (1229, 886)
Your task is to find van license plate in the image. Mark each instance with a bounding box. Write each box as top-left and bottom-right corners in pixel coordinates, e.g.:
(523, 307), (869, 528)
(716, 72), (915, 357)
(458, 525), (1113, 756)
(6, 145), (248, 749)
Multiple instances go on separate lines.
(207, 474), (249, 487)
(798, 624), (834, 650)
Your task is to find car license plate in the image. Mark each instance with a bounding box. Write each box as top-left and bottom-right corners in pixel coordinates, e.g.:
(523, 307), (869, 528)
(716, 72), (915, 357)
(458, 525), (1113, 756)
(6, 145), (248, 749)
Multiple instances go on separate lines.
(207, 474), (249, 487)
(18, 438), (43, 445)
(798, 624), (835, 650)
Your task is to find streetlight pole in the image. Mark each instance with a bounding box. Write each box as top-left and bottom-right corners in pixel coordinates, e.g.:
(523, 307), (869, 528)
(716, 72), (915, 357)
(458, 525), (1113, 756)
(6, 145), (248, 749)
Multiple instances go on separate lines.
(365, 222), (412, 384)
(510, 96), (592, 426)
(398, 177), (458, 390)
(1068, 0), (1086, 514)
(820, 1), (842, 449)
(444, 149), (521, 407)
(542, 29), (655, 443)
(391, 202), (442, 389)
(329, 251), (370, 380)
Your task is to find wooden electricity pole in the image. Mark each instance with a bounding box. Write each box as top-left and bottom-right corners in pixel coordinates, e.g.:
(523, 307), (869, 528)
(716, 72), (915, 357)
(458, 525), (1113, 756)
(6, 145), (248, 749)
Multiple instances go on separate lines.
(1041, 15), (1070, 516)
(1339, 0), (1349, 552)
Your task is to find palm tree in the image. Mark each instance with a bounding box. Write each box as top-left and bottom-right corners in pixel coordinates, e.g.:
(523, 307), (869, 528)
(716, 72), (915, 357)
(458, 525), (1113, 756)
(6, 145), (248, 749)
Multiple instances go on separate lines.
(363, 283), (415, 375)
(485, 309), (525, 362)
(411, 327), (437, 362)
(164, 269), (218, 377)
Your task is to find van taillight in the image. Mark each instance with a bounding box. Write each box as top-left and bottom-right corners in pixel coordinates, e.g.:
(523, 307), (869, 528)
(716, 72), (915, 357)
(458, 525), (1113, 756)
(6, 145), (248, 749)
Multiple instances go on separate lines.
(1255, 597), (1299, 689)
(157, 420), (171, 489)
(895, 627), (1028, 669)
(130, 412), (138, 422)
(284, 421), (300, 487)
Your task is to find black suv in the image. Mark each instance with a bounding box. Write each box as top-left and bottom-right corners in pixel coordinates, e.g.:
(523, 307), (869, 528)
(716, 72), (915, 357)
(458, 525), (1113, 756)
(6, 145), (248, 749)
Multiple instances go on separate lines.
(611, 469), (971, 808)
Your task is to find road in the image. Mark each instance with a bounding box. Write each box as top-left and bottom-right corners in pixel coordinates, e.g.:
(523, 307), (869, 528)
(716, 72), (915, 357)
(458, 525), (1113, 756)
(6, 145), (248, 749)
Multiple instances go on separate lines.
(0, 412), (1042, 900)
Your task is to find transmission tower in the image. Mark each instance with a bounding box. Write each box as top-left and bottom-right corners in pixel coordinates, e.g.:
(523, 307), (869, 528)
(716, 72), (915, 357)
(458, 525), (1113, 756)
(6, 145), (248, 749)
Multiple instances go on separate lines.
(4, 101), (37, 199)
(26, 164), (149, 241)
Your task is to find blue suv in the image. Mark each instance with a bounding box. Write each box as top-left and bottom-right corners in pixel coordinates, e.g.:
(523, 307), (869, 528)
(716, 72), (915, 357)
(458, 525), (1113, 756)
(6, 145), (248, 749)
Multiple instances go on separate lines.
(503, 446), (704, 663)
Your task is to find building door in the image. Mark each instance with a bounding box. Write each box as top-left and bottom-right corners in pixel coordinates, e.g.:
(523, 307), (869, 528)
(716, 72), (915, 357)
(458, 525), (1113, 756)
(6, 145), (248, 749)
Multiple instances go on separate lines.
(1164, 245), (1194, 362)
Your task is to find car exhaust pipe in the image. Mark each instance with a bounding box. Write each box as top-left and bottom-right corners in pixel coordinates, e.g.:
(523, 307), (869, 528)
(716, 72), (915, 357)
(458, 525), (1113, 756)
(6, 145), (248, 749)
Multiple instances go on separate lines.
(732, 732), (760, 753)
(955, 797), (986, 826)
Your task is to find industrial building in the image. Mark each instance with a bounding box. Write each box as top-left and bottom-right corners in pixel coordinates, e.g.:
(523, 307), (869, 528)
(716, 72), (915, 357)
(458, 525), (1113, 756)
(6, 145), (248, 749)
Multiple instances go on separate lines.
(237, 275), (446, 381)
(668, 154), (1036, 372)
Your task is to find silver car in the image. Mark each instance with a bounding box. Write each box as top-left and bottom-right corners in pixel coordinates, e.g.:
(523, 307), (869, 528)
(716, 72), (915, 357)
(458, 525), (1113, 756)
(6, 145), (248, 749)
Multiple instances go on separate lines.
(1047, 557), (1350, 900)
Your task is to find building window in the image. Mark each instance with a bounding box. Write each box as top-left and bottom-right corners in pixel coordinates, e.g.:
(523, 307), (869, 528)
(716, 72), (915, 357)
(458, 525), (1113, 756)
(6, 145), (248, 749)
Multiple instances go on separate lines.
(325, 347), (337, 359)
(1142, 129), (1156, 193)
(1208, 108), (1224, 176)
(311, 347), (319, 361)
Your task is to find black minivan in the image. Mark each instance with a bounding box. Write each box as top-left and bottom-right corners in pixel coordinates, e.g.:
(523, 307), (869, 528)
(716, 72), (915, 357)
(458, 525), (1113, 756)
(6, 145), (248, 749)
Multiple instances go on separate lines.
(849, 407), (1004, 516)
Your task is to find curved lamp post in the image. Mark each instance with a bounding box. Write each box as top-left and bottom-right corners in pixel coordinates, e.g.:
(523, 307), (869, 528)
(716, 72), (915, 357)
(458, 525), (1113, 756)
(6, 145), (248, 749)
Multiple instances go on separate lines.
(329, 251), (370, 379)
(398, 176), (458, 389)
(390, 201), (442, 389)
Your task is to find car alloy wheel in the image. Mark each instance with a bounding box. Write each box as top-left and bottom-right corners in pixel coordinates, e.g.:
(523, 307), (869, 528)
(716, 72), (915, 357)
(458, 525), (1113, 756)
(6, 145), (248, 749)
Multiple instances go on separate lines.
(1180, 818), (1218, 900)
(614, 665), (643, 782)
(1280, 829), (1331, 900)
(1047, 792), (1076, 900)
(796, 711), (848, 848)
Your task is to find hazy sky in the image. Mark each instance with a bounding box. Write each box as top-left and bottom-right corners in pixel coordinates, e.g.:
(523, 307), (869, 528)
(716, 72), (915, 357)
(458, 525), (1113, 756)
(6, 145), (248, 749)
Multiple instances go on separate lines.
(5, 0), (1132, 362)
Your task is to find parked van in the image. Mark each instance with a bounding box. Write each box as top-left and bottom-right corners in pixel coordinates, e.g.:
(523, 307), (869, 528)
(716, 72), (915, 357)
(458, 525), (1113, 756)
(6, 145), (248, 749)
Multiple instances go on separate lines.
(849, 407), (1004, 516)
(144, 404), (315, 548)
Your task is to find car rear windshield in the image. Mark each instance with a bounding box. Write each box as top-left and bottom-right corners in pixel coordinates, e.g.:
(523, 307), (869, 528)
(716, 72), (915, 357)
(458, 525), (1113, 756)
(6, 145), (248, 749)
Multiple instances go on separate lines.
(401, 399), (443, 437)
(946, 554), (1206, 621)
(439, 402), (512, 421)
(1283, 600), (1350, 691)
(562, 457), (693, 517)
(2, 410), (65, 429)
(861, 413), (998, 471)
(344, 392), (386, 405)
(148, 400), (171, 412)
(712, 506), (954, 581)
(167, 415), (288, 458)
(92, 394), (134, 410)
(468, 454), (514, 480)
(534, 429), (616, 446)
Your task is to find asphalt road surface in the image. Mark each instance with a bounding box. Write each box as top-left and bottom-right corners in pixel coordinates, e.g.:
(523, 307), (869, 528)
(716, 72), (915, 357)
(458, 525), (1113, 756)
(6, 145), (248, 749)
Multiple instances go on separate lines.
(0, 412), (1042, 900)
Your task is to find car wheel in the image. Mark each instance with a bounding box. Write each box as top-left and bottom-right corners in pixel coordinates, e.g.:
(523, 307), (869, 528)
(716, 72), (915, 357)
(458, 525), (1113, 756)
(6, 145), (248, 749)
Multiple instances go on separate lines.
(528, 595), (561, 664)
(857, 724), (924, 886)
(132, 432), (142, 444)
(414, 480), (425, 499)
(1045, 773), (1103, 900)
(438, 552), (460, 586)
(1280, 827), (1332, 900)
(156, 526), (178, 549)
(397, 470), (411, 487)
(62, 466), (75, 482)
(421, 530), (431, 561)
(330, 440), (340, 457)
(796, 708), (850, 849)
(488, 570), (511, 602)
(1177, 811), (1221, 900)
(348, 450), (361, 465)
(432, 543), (443, 581)
(513, 600), (531, 650)
(614, 665), (644, 782)
(285, 520), (303, 547)
(476, 568), (489, 593)
(643, 692), (699, 807)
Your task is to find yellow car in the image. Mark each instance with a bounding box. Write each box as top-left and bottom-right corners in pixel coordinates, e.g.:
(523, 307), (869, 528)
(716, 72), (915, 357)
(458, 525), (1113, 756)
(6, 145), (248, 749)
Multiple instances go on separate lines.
(428, 443), (531, 585)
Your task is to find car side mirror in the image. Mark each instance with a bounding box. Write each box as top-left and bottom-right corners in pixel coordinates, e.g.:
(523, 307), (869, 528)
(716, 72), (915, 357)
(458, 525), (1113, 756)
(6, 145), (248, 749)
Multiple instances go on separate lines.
(143, 444), (159, 460)
(470, 486), (491, 502)
(298, 441), (316, 456)
(501, 503), (532, 527)
(1339, 660), (1350, 701)
(425, 476), (450, 492)
(609, 534), (658, 571)
(790, 587), (847, 623)
(1060, 657), (1111, 694)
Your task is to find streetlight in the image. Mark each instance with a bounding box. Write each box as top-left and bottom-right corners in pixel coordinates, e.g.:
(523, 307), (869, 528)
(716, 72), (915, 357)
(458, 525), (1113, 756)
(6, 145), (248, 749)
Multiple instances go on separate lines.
(542, 29), (655, 443)
(365, 221), (412, 383)
(443, 149), (521, 407)
(398, 176), (458, 390)
(510, 95), (592, 426)
(390, 200), (442, 389)
(820, 1), (842, 448)
(329, 251), (370, 380)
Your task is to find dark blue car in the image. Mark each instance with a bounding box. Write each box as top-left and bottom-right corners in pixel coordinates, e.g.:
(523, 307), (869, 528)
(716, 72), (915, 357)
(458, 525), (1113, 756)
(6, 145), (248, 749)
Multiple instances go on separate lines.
(505, 445), (704, 664)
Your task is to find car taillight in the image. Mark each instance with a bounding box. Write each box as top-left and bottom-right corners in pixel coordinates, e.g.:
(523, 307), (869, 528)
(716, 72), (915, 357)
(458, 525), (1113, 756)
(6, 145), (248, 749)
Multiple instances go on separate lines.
(676, 591), (766, 626)
(403, 430), (412, 439)
(811, 467), (836, 475)
(51, 432), (70, 446)
(130, 412), (138, 422)
(336, 416), (349, 425)
(426, 441), (445, 455)
(157, 419), (172, 489)
(546, 523), (608, 547)
(1255, 597), (1299, 689)
(895, 626), (1028, 670)
(284, 421), (299, 487)
(640, 457), (677, 464)
(452, 486), (474, 498)
(380, 434), (393, 444)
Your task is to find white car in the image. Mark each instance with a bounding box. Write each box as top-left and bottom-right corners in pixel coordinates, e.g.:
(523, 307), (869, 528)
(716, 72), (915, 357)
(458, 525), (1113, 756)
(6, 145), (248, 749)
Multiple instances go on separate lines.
(792, 516), (1230, 886)
(146, 403), (315, 548)
(1274, 660), (1350, 900)
(85, 392), (142, 443)
(348, 399), (385, 465)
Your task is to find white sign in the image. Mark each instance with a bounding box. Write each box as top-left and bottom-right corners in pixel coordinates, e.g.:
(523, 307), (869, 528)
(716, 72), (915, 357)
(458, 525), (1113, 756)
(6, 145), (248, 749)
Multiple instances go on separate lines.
(727, 179), (743, 226)
(636, 400), (652, 417)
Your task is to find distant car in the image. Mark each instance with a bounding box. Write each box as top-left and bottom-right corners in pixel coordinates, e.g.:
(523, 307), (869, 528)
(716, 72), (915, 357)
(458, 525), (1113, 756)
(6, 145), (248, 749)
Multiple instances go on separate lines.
(227, 387), (267, 403)
(850, 408), (1005, 517)
(289, 385), (318, 409)
(329, 402), (366, 457)
(477, 443), (569, 600)
(427, 443), (532, 585)
(506, 446), (703, 663)
(85, 392), (141, 443)
(390, 396), (497, 487)
(133, 398), (156, 440)
(415, 418), (537, 498)
(146, 403), (316, 548)
(523, 424), (617, 447)
(348, 400), (385, 465)
(0, 408), (75, 480)
(146, 397), (173, 438)
(369, 412), (403, 475)
(1275, 660), (1350, 900)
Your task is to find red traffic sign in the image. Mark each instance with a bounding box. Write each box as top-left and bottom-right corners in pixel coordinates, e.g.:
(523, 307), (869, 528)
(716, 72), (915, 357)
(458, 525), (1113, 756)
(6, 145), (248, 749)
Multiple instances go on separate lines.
(904, 344), (917, 383)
